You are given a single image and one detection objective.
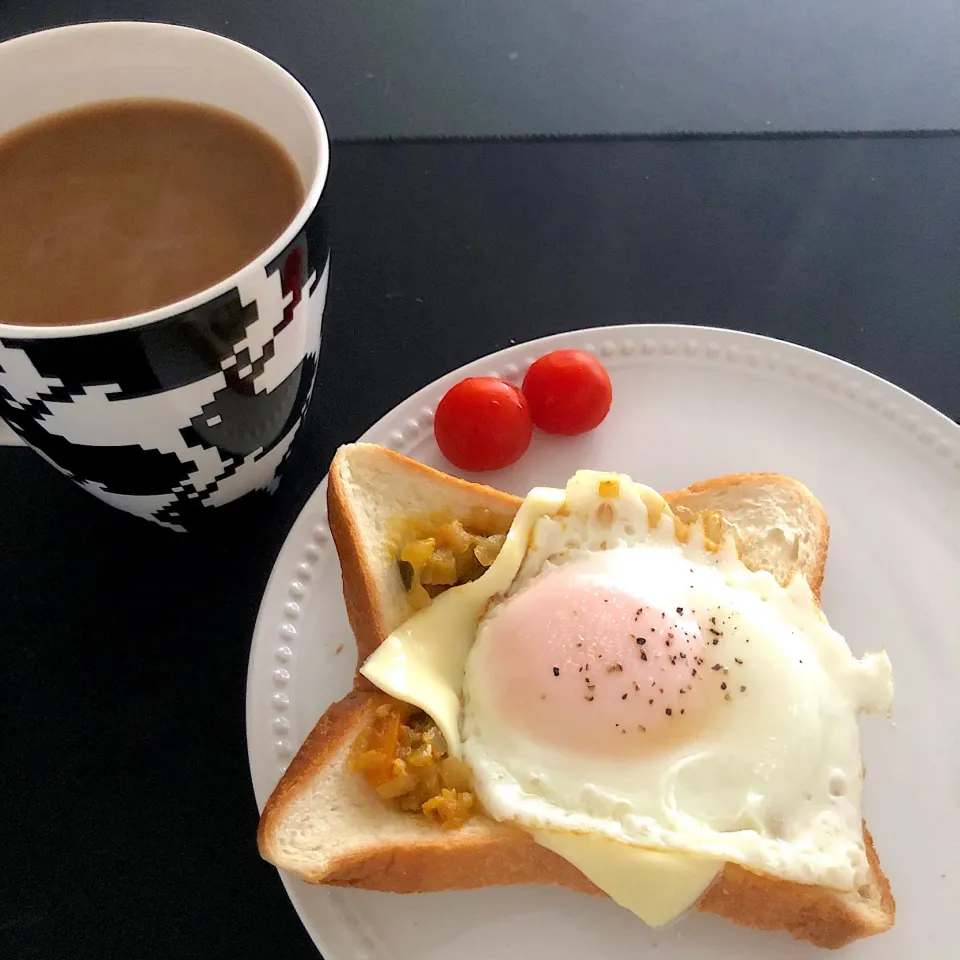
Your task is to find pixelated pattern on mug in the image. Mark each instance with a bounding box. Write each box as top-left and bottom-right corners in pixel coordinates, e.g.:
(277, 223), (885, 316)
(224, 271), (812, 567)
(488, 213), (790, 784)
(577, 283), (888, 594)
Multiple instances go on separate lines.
(0, 228), (328, 531)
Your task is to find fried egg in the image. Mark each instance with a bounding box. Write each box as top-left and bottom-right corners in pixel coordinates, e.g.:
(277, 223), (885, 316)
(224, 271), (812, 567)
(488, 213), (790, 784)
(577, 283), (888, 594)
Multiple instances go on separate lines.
(362, 471), (893, 923)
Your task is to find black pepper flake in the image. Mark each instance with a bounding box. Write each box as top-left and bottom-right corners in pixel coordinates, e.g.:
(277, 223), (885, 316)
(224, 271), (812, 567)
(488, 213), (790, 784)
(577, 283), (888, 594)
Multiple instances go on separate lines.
(665, 708), (673, 716)
(734, 658), (743, 665)
(607, 662), (623, 673)
(667, 632), (675, 639)
(709, 616), (716, 625)
(638, 725), (647, 733)
(691, 668), (698, 677)
(579, 666), (583, 673)
(712, 663), (723, 671)
(680, 708), (685, 715)
(740, 685), (747, 693)
(659, 687), (664, 694)
(709, 628), (721, 636)
(621, 693), (628, 700)
(552, 666), (560, 676)
(585, 695), (595, 701)
(633, 681), (640, 691)
(679, 688), (686, 695)
(649, 699), (654, 705)
(721, 682), (727, 690)
(640, 651), (648, 661)
(679, 652), (687, 659)
(676, 607), (684, 614)
(637, 637), (646, 645)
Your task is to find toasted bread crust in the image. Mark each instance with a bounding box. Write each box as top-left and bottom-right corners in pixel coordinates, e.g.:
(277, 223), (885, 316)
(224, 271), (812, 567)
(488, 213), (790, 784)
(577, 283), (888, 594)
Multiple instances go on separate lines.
(324, 812), (598, 894)
(326, 469), (385, 680)
(263, 450), (890, 949)
(698, 822), (893, 949)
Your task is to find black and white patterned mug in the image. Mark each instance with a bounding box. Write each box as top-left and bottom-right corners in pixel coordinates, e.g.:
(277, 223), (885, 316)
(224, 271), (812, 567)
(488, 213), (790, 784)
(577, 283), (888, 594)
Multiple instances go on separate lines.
(0, 23), (329, 531)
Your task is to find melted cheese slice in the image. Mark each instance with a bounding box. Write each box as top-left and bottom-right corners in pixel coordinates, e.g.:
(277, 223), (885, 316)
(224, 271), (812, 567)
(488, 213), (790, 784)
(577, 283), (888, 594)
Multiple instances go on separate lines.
(534, 831), (721, 927)
(360, 477), (722, 927)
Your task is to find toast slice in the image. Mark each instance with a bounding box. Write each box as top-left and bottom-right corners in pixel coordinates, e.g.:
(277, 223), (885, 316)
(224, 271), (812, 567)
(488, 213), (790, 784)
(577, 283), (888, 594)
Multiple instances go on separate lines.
(259, 444), (894, 949)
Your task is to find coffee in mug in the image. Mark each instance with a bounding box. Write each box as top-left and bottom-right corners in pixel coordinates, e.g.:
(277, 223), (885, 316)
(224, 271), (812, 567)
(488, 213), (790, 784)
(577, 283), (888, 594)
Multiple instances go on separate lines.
(0, 99), (306, 326)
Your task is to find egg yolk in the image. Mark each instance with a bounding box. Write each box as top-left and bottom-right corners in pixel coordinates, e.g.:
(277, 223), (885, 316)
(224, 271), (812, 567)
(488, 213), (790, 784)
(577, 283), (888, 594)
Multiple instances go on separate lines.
(477, 565), (711, 755)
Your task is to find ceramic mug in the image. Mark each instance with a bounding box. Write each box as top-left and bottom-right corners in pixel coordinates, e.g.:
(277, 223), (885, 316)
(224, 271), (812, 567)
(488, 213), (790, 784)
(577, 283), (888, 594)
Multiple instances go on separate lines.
(0, 22), (329, 531)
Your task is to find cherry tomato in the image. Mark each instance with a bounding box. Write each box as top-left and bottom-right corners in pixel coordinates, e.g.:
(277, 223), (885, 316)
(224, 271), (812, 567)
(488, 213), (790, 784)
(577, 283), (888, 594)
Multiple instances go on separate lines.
(434, 377), (533, 472)
(521, 350), (613, 435)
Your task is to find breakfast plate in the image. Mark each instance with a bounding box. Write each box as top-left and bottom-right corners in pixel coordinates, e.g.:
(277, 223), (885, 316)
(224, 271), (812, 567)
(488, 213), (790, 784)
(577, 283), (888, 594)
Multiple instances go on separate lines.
(246, 324), (959, 959)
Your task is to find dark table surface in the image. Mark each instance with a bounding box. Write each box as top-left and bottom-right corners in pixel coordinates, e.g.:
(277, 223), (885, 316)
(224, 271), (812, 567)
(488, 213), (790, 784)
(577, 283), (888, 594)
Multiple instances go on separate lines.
(3, 1), (958, 139)
(1, 134), (958, 960)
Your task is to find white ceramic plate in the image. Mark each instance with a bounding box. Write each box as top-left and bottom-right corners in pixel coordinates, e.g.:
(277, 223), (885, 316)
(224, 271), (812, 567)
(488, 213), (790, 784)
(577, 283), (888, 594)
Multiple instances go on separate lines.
(247, 324), (960, 960)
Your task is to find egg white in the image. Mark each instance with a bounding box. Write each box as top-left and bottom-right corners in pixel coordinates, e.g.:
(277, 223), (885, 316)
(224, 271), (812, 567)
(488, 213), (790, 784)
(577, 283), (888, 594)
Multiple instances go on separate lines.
(460, 473), (892, 891)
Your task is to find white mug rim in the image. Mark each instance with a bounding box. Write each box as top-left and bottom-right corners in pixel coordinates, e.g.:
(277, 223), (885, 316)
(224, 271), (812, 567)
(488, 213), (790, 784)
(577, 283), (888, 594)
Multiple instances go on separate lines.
(0, 21), (329, 341)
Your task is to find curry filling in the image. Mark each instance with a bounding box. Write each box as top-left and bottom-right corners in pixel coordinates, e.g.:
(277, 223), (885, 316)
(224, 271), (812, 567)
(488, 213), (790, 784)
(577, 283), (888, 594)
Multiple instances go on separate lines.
(350, 700), (476, 829)
(391, 508), (512, 611)
(351, 509), (515, 828)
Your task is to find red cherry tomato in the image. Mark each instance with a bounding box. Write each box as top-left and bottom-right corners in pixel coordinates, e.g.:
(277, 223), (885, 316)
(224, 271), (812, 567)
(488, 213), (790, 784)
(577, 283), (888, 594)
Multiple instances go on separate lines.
(434, 377), (533, 472)
(521, 350), (613, 435)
